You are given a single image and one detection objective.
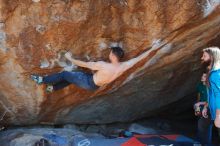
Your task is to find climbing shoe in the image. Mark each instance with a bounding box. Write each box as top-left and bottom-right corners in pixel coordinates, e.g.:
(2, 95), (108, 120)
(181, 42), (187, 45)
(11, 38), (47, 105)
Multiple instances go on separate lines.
(46, 85), (53, 93)
(31, 74), (43, 84)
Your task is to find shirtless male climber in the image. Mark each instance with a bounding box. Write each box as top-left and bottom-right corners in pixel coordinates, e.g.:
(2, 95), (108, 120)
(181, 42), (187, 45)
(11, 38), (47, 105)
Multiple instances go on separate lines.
(31, 47), (149, 92)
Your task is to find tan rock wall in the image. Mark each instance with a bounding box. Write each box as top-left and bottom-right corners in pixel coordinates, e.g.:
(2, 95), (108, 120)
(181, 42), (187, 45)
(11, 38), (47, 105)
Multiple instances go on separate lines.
(0, 0), (219, 125)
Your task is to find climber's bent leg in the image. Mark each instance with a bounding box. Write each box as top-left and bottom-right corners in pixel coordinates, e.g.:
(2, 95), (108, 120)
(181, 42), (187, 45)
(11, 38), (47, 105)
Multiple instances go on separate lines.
(31, 71), (66, 85)
(52, 80), (71, 91)
(45, 71), (99, 90)
(43, 71), (68, 84)
(59, 71), (99, 90)
(32, 71), (99, 90)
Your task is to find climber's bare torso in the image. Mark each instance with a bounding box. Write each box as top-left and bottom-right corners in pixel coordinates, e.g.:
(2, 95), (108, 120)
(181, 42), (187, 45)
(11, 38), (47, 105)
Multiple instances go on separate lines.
(92, 61), (127, 86)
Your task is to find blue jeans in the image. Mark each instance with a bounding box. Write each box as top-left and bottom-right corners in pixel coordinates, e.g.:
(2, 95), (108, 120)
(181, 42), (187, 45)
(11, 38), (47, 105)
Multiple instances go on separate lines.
(43, 71), (99, 90)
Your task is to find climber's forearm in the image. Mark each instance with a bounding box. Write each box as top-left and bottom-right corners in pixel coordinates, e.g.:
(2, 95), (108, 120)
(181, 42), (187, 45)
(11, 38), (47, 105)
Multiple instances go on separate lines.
(69, 58), (103, 70)
(70, 58), (89, 68)
(64, 52), (103, 70)
(123, 50), (150, 70)
(136, 50), (150, 62)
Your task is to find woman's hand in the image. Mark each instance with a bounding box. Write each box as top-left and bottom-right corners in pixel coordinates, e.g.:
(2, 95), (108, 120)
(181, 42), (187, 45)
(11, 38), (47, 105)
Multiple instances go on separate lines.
(202, 106), (208, 118)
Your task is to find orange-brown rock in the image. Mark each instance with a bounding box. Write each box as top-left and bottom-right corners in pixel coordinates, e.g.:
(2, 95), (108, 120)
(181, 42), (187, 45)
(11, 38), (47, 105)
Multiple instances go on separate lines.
(0, 0), (220, 125)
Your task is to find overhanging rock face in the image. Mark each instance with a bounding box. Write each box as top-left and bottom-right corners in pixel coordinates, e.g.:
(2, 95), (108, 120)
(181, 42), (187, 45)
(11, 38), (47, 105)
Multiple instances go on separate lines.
(0, 0), (220, 125)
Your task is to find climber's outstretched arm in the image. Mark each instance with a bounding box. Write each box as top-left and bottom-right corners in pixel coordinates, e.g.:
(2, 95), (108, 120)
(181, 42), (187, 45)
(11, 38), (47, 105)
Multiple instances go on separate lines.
(71, 59), (104, 70)
(65, 52), (104, 70)
(122, 49), (151, 71)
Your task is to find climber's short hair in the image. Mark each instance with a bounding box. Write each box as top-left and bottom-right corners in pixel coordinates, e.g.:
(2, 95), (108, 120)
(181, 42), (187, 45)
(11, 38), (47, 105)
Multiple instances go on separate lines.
(110, 46), (124, 61)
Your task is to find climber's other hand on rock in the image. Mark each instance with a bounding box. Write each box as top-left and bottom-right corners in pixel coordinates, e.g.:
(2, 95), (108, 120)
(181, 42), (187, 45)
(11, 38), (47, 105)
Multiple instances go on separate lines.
(65, 52), (72, 60)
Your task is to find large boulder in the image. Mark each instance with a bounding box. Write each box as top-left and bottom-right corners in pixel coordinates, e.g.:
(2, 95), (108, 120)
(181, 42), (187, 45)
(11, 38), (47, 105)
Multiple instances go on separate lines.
(0, 0), (220, 125)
